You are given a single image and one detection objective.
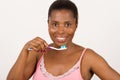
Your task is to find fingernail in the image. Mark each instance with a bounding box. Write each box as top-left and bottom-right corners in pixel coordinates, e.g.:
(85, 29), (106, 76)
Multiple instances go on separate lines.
(43, 50), (46, 52)
(37, 50), (40, 52)
(48, 46), (51, 49)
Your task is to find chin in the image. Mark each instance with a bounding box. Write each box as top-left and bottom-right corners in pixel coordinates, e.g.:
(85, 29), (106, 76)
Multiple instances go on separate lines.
(54, 42), (67, 47)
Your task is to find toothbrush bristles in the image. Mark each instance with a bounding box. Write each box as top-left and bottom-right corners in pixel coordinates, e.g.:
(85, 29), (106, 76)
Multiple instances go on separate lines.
(48, 45), (67, 50)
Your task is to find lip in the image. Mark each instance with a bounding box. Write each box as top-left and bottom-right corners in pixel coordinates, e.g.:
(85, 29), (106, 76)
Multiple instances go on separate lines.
(55, 37), (67, 43)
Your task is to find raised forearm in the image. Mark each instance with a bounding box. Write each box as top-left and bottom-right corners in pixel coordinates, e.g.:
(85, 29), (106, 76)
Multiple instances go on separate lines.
(7, 37), (48, 80)
(7, 50), (28, 80)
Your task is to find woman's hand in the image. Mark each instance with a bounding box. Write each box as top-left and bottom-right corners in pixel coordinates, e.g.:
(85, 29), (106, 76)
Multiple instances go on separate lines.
(23, 37), (49, 54)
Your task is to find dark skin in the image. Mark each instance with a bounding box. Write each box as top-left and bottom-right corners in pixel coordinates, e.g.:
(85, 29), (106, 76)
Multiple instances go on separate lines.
(7, 9), (120, 80)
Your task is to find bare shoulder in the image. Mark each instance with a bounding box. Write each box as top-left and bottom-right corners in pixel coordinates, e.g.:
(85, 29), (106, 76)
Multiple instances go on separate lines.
(84, 48), (105, 63)
(83, 48), (120, 80)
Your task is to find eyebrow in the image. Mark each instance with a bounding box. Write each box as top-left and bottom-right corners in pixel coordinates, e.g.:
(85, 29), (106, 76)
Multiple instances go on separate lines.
(49, 20), (74, 23)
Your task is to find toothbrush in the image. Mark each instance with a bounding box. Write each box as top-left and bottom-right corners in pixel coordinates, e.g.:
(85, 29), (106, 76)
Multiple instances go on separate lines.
(48, 45), (67, 50)
(28, 45), (67, 51)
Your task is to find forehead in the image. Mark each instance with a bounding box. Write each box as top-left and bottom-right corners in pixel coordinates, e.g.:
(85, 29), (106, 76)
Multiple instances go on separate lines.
(49, 9), (75, 21)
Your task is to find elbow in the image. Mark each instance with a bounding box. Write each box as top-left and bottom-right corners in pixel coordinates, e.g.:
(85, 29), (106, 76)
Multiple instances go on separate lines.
(6, 76), (14, 80)
(6, 75), (26, 80)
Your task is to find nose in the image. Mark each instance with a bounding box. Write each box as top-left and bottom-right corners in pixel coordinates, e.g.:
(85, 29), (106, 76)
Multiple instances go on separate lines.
(57, 25), (65, 34)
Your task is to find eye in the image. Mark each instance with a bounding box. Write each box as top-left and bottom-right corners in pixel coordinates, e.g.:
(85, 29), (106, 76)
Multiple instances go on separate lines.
(65, 22), (71, 28)
(52, 22), (58, 27)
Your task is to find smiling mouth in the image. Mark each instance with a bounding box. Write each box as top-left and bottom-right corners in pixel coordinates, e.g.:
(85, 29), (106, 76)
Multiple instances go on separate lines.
(56, 37), (67, 43)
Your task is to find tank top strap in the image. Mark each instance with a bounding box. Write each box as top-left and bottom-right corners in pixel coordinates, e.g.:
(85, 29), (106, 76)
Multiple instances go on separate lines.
(79, 48), (87, 63)
(36, 54), (44, 68)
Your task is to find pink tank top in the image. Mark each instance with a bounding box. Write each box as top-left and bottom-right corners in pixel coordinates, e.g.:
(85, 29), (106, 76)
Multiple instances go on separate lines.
(32, 48), (87, 80)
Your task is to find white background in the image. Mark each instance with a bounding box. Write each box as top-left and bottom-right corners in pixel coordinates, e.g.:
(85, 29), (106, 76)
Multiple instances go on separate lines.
(0, 0), (120, 80)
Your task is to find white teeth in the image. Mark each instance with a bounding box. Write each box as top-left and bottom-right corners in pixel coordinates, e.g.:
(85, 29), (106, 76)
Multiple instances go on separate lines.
(57, 37), (65, 40)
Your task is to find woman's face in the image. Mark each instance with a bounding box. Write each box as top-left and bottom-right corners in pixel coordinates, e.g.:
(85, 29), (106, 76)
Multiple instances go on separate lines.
(48, 9), (77, 47)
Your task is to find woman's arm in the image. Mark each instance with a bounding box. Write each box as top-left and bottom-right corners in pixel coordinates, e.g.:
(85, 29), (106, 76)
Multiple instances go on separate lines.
(7, 45), (40, 80)
(87, 49), (120, 80)
(7, 37), (48, 80)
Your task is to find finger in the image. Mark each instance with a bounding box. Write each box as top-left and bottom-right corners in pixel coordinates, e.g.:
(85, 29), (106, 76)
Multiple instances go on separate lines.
(27, 37), (48, 52)
(43, 40), (49, 48)
(27, 46), (38, 51)
(34, 37), (48, 49)
(28, 41), (39, 48)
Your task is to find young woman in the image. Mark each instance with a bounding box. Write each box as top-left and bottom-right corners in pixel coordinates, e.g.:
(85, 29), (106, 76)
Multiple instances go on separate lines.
(7, 0), (120, 80)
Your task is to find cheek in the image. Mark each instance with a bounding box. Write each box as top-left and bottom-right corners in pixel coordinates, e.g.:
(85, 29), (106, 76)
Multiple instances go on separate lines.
(67, 28), (76, 35)
(48, 27), (56, 35)
(48, 26), (76, 36)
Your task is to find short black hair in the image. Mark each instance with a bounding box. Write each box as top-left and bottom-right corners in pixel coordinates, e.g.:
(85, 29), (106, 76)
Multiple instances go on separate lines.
(48, 0), (78, 24)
